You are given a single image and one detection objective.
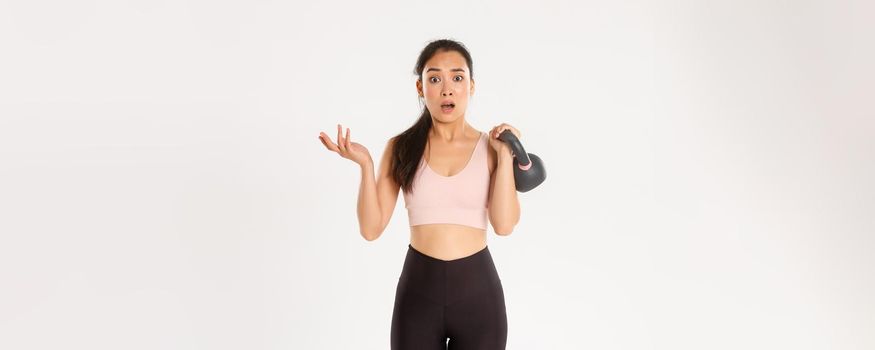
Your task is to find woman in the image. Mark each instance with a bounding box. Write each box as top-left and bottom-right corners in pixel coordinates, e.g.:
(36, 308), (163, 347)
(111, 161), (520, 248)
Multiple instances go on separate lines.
(318, 39), (521, 350)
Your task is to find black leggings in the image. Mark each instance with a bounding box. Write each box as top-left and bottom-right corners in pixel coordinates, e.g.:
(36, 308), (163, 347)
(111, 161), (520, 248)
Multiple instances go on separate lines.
(391, 244), (507, 350)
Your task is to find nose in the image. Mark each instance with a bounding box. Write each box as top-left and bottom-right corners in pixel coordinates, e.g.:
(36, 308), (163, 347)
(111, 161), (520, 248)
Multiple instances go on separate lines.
(441, 87), (453, 96)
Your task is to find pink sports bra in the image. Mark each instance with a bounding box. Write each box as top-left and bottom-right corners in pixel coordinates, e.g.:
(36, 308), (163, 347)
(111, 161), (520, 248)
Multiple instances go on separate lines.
(403, 132), (490, 230)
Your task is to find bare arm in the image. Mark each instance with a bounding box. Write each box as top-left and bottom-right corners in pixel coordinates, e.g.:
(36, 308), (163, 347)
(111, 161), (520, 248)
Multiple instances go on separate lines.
(488, 147), (521, 235)
(486, 123), (523, 235)
(318, 125), (400, 241)
(357, 138), (401, 241)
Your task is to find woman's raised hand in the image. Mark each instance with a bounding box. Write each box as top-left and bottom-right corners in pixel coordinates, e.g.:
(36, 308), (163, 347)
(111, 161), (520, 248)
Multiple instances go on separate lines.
(318, 124), (372, 167)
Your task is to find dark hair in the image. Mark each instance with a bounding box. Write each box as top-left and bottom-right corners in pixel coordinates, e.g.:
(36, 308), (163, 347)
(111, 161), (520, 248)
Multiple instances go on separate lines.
(391, 39), (474, 193)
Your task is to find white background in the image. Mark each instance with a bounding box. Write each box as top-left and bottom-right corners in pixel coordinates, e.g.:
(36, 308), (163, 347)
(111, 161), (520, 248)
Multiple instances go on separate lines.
(1, 0), (873, 349)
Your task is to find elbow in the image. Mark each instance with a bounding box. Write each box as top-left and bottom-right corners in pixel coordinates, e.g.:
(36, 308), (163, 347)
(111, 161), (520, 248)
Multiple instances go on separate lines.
(493, 225), (514, 236)
(361, 231), (380, 242)
(491, 215), (520, 236)
(488, 204), (520, 236)
(360, 225), (384, 242)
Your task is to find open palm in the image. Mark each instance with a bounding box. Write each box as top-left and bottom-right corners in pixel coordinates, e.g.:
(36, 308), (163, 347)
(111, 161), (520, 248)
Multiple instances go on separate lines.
(318, 124), (372, 166)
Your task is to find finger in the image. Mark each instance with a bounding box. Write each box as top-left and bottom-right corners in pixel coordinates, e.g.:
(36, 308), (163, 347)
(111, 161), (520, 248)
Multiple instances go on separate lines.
(341, 127), (350, 153)
(495, 125), (506, 138)
(345, 128), (351, 150)
(319, 132), (339, 152)
(500, 123), (519, 139)
(337, 124), (347, 153)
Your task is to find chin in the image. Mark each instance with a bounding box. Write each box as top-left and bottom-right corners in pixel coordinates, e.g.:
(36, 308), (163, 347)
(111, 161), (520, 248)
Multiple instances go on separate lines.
(433, 113), (463, 123)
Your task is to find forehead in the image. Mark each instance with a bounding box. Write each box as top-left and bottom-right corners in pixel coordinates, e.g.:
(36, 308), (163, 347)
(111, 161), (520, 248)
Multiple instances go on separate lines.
(423, 50), (468, 73)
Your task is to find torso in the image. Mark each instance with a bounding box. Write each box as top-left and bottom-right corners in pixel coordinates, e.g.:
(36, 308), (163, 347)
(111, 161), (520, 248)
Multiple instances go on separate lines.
(409, 129), (497, 261)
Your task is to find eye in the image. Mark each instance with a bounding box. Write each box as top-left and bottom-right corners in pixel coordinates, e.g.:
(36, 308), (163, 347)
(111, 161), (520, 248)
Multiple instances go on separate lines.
(454, 75), (464, 82)
(429, 76), (440, 83)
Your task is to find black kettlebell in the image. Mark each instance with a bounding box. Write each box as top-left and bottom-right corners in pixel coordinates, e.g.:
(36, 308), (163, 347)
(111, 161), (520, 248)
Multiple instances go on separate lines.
(498, 129), (546, 192)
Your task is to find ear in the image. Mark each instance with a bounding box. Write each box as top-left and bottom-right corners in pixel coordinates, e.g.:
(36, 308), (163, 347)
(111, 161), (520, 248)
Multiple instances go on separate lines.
(470, 78), (475, 96)
(416, 79), (423, 97)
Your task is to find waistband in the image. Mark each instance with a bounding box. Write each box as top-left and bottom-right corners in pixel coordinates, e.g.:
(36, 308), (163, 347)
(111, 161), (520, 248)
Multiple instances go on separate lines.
(399, 243), (501, 305)
(407, 243), (490, 264)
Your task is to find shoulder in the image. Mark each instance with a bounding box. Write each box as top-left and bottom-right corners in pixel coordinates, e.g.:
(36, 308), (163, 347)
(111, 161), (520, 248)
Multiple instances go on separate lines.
(385, 135), (400, 152)
(379, 136), (398, 165)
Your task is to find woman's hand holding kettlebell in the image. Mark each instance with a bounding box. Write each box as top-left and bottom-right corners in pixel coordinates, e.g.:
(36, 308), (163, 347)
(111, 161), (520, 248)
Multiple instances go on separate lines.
(488, 123), (521, 156)
(319, 124), (372, 167)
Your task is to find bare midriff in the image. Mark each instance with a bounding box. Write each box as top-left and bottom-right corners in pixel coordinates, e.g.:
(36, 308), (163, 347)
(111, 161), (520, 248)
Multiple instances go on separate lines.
(410, 224), (487, 261)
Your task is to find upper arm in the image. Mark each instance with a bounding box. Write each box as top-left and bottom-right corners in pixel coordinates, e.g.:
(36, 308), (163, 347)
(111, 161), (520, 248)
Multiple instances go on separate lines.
(376, 137), (402, 232)
(487, 145), (497, 219)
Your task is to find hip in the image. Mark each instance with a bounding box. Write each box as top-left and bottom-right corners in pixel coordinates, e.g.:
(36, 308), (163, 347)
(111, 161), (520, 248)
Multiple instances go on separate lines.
(409, 224), (487, 261)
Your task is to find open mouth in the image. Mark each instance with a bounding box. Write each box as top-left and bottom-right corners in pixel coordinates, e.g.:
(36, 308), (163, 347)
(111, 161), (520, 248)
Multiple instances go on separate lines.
(440, 103), (455, 113)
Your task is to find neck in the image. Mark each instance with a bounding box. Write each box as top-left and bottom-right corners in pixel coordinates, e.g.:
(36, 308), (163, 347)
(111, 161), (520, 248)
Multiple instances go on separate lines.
(429, 118), (472, 142)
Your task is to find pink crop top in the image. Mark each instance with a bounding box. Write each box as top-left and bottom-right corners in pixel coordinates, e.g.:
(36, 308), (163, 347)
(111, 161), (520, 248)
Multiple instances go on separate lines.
(403, 132), (490, 230)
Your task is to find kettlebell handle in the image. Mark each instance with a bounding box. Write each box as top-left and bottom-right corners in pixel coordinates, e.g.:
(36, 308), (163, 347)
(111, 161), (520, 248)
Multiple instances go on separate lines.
(498, 130), (531, 169)
(496, 129), (546, 192)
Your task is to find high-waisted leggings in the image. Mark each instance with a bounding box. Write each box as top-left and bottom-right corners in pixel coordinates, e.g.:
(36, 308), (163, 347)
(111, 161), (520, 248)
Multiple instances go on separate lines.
(391, 244), (507, 350)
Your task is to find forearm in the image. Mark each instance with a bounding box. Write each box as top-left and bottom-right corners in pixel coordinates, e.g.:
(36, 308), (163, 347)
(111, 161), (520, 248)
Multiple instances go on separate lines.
(489, 152), (521, 235)
(356, 161), (382, 240)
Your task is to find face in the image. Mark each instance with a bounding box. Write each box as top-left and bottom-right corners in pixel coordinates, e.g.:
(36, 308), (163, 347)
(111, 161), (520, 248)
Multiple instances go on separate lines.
(416, 50), (475, 123)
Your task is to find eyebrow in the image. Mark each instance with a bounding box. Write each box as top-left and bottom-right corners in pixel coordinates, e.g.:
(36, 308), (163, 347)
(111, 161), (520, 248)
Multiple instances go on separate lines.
(425, 68), (467, 73)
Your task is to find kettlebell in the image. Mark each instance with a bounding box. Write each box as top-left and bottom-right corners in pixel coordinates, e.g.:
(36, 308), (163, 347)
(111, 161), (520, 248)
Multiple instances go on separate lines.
(498, 129), (546, 192)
